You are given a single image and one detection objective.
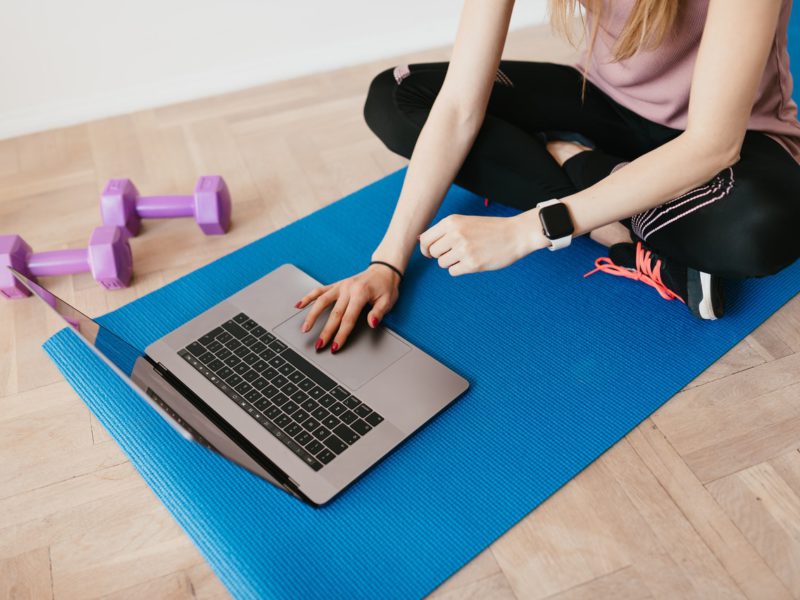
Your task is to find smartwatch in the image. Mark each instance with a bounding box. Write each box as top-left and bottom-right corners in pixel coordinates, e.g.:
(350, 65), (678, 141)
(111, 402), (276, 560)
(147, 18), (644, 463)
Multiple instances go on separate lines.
(537, 199), (574, 251)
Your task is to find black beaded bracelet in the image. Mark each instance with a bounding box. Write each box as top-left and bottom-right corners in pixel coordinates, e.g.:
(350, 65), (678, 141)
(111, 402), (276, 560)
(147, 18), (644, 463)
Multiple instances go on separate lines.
(368, 260), (404, 281)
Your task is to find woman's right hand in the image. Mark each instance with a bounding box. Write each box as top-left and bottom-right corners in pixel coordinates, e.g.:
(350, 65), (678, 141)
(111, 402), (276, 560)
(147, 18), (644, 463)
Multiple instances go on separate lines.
(295, 264), (401, 353)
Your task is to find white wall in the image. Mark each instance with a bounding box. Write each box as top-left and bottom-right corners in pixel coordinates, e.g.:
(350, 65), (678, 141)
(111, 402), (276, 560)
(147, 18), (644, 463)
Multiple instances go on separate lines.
(0, 0), (548, 139)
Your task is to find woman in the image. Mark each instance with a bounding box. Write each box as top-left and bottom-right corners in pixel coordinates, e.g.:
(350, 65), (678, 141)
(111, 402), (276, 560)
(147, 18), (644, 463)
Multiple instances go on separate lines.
(298, 0), (800, 351)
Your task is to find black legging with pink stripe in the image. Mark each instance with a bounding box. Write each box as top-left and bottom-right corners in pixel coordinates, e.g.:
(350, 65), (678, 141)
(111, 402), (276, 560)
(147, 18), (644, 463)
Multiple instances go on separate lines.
(363, 61), (800, 279)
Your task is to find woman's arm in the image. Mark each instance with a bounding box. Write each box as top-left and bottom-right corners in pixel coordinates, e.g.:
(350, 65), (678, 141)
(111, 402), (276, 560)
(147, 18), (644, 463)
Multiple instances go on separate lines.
(372, 0), (515, 271)
(556, 0), (784, 237)
(420, 0), (784, 273)
(297, 0), (515, 349)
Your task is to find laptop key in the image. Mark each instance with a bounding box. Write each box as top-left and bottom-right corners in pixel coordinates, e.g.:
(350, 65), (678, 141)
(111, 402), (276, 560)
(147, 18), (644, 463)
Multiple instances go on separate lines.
(330, 386), (349, 402)
(284, 422), (301, 437)
(242, 319), (258, 331)
(275, 414), (291, 428)
(233, 313), (249, 324)
(308, 386), (324, 400)
(295, 430), (312, 445)
(340, 410), (357, 425)
(254, 398), (270, 411)
(343, 396), (361, 410)
(260, 331), (276, 343)
(245, 389), (261, 403)
(288, 371), (304, 385)
(236, 381), (252, 395)
(225, 355), (240, 368)
(252, 359), (269, 372)
(351, 419), (372, 436)
(263, 367), (278, 380)
(312, 406), (328, 421)
(251, 341), (267, 354)
(291, 390), (309, 404)
(208, 359), (224, 372)
(216, 348), (232, 360)
(318, 394), (335, 408)
(354, 404), (372, 418)
(242, 334), (258, 346)
(252, 377), (268, 391)
(226, 373), (243, 387)
(234, 346), (250, 358)
(251, 325), (267, 337)
(206, 340), (224, 353)
(265, 405), (281, 419)
(278, 363), (293, 376)
(293, 409), (309, 423)
(298, 378), (314, 391)
(233, 362), (249, 375)
(272, 393), (290, 407)
(317, 449), (336, 464)
(222, 320), (248, 339)
(262, 384), (279, 398)
(306, 439), (323, 454)
(269, 340), (287, 352)
(323, 435), (347, 454)
(272, 375), (288, 388)
(312, 425), (329, 440)
(322, 415), (339, 430)
(260, 348), (276, 361)
(197, 351), (215, 365)
(333, 423), (360, 445)
(365, 411), (384, 426)
(282, 382), (298, 396)
(282, 401), (299, 415)
(187, 342), (205, 356)
(329, 402), (346, 416)
(301, 399), (317, 412)
(218, 367), (233, 380)
(302, 417), (319, 431)
(225, 338), (242, 350)
(269, 356), (285, 369)
(216, 331), (233, 344)
(243, 353), (259, 366)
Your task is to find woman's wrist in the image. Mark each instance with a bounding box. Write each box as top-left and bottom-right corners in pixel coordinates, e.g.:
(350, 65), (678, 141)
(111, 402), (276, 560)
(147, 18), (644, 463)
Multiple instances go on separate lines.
(512, 208), (549, 255)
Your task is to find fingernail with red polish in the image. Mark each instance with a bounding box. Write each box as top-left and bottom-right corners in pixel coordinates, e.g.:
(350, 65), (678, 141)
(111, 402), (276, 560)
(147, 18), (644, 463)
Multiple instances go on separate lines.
(370, 317), (379, 328)
(331, 342), (339, 353)
(315, 338), (324, 350)
(294, 301), (302, 308)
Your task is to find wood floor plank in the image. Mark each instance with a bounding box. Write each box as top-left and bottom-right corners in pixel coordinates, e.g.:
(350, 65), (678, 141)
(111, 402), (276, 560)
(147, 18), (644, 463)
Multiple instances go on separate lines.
(0, 547), (53, 600)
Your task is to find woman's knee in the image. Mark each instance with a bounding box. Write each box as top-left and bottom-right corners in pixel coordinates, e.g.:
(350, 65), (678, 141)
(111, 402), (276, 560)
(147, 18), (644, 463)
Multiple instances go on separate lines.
(363, 67), (416, 158)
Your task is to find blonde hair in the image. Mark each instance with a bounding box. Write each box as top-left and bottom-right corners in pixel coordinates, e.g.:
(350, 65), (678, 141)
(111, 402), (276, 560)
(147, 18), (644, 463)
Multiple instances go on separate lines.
(549, 0), (680, 62)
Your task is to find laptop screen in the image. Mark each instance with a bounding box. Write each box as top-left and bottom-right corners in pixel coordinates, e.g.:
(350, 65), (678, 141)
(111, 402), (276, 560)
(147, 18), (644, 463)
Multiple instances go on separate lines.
(6, 267), (192, 440)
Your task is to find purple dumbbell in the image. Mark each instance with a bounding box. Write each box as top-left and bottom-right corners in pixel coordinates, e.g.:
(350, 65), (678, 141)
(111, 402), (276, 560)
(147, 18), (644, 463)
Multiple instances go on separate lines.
(0, 226), (133, 300)
(100, 175), (231, 237)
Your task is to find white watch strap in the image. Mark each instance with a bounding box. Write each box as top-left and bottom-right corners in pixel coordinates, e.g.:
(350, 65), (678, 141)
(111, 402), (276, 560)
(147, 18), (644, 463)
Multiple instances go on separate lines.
(536, 198), (573, 251)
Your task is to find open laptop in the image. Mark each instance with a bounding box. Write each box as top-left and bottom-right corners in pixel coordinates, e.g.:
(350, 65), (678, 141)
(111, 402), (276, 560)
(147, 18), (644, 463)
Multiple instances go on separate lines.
(11, 264), (468, 506)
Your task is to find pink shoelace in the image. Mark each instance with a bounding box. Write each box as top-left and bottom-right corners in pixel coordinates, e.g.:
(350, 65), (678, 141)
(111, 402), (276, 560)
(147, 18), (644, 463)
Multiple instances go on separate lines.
(584, 241), (685, 303)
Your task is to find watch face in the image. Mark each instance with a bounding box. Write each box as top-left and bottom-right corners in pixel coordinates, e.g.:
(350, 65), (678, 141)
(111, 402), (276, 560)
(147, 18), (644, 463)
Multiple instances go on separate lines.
(539, 203), (574, 239)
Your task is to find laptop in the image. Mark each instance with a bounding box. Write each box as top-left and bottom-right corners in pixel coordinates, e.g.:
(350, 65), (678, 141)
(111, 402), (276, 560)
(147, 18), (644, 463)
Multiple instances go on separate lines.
(11, 264), (468, 506)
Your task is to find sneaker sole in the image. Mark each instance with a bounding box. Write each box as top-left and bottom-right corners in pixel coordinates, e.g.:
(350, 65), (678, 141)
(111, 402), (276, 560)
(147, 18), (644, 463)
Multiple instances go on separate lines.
(687, 269), (724, 320)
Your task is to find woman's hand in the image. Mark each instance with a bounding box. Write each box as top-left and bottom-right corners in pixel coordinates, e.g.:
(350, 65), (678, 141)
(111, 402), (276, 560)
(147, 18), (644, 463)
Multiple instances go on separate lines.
(295, 265), (401, 352)
(418, 210), (547, 275)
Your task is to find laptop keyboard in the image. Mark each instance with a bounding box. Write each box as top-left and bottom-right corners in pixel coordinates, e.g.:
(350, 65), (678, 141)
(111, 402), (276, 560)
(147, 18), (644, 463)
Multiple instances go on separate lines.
(177, 312), (384, 472)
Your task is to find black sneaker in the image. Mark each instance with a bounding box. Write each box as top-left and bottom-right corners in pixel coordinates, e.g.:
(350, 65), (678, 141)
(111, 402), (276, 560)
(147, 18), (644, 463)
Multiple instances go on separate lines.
(584, 241), (724, 320)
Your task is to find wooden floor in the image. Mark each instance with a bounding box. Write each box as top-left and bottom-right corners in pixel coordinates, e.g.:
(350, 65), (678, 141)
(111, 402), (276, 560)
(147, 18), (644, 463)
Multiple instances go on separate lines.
(1, 25), (799, 600)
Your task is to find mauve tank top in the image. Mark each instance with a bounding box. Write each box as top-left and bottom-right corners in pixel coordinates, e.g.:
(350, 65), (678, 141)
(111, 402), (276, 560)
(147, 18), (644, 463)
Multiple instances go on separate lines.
(579, 0), (800, 164)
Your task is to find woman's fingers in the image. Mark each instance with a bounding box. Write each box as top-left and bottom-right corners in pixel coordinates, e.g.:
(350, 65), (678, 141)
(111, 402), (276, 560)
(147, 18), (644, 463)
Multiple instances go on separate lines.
(418, 220), (447, 258)
(437, 249), (460, 269)
(331, 292), (369, 351)
(296, 283), (333, 309)
(301, 288), (338, 332)
(366, 294), (393, 328)
(317, 294), (350, 350)
(428, 235), (454, 259)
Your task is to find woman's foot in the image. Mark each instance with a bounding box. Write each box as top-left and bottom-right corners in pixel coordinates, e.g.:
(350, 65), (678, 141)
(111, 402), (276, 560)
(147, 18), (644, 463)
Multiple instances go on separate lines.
(585, 241), (725, 320)
(545, 139), (593, 167)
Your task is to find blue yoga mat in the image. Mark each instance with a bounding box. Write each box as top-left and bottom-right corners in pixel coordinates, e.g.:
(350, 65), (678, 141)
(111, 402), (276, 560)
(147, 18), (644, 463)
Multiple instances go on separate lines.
(44, 169), (800, 599)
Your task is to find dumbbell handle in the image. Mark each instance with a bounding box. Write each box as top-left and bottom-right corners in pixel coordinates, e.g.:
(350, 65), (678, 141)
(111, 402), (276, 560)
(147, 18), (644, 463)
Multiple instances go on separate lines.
(28, 249), (89, 276)
(136, 195), (195, 218)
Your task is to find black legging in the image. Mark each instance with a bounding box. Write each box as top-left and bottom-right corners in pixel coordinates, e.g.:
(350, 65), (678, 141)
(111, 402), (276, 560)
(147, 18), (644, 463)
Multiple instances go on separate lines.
(363, 61), (800, 279)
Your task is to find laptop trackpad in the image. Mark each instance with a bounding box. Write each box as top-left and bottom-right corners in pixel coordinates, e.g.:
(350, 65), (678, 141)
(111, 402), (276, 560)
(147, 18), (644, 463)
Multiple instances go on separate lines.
(273, 309), (411, 390)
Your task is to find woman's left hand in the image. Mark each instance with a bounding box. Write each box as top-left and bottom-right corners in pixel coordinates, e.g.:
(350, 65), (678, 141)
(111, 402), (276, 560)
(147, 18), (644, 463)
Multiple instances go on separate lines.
(418, 211), (547, 276)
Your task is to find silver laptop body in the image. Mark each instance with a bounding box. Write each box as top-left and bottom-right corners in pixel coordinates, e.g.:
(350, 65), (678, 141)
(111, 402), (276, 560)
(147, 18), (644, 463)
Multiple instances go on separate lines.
(13, 264), (468, 506)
